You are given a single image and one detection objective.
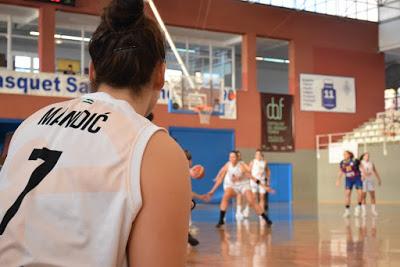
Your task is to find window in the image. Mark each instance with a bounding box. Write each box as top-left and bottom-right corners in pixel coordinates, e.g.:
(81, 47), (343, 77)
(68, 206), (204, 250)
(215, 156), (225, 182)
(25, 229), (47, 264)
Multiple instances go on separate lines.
(55, 11), (99, 75)
(14, 55), (39, 73)
(0, 4), (39, 71)
(165, 38), (237, 90)
(55, 28), (83, 75)
(0, 21), (7, 68)
(239, 0), (379, 22)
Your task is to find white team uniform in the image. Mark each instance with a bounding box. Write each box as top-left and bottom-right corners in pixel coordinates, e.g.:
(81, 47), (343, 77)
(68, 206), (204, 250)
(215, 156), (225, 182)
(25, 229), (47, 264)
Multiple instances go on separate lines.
(362, 160), (376, 192)
(0, 92), (163, 267)
(223, 162), (251, 194)
(222, 163), (233, 191)
(250, 159), (267, 194)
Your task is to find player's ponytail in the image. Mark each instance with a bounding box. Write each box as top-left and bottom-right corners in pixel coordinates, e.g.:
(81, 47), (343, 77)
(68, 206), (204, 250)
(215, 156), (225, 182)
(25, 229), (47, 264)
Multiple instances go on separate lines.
(89, 0), (166, 94)
(184, 150), (192, 161)
(345, 150), (354, 159)
(103, 0), (145, 32)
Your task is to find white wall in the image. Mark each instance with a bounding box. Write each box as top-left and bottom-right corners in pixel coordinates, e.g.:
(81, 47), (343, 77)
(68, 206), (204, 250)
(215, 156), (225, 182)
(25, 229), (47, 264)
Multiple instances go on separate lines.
(318, 143), (400, 204)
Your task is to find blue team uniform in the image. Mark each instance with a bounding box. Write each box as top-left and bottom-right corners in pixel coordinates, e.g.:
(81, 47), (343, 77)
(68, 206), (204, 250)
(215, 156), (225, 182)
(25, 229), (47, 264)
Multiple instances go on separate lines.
(340, 159), (362, 190)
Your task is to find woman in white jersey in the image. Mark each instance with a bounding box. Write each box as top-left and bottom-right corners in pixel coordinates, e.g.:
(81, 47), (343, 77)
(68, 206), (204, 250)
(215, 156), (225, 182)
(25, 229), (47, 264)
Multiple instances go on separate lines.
(0, 1), (191, 266)
(208, 151), (274, 227)
(249, 150), (270, 214)
(212, 151), (251, 220)
(360, 153), (382, 216)
(235, 150), (250, 220)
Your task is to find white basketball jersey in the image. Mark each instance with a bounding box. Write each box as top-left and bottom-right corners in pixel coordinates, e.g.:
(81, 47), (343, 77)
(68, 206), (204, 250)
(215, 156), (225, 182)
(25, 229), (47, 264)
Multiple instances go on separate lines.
(0, 92), (163, 267)
(361, 160), (374, 180)
(227, 162), (245, 183)
(251, 159), (266, 180)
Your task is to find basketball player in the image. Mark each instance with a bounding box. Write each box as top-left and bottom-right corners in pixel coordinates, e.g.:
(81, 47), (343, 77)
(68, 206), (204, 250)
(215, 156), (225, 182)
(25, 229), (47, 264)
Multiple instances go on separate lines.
(246, 150), (270, 219)
(184, 149), (210, 246)
(359, 153), (382, 216)
(336, 151), (363, 218)
(235, 150), (249, 220)
(0, 1), (191, 266)
(208, 151), (274, 227)
(212, 150), (249, 220)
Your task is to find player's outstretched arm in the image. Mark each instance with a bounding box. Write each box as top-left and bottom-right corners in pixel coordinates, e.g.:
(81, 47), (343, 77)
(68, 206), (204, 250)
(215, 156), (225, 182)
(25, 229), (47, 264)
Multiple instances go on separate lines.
(265, 162), (271, 185)
(208, 163), (228, 195)
(128, 131), (191, 267)
(213, 162), (228, 182)
(336, 170), (344, 187)
(373, 164), (382, 186)
(208, 175), (223, 196)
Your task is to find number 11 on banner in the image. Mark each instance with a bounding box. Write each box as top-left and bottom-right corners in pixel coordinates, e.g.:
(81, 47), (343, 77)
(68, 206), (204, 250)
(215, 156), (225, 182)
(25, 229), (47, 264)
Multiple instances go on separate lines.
(322, 80), (336, 110)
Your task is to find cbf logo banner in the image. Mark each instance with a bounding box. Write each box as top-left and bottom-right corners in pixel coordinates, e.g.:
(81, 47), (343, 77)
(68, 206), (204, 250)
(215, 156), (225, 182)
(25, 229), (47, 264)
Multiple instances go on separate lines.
(261, 93), (294, 152)
(300, 73), (355, 113)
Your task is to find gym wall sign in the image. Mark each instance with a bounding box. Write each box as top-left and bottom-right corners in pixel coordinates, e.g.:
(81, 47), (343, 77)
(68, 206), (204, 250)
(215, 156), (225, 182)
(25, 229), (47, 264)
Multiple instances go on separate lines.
(261, 93), (294, 152)
(0, 69), (185, 105)
(300, 73), (356, 113)
(0, 69), (89, 98)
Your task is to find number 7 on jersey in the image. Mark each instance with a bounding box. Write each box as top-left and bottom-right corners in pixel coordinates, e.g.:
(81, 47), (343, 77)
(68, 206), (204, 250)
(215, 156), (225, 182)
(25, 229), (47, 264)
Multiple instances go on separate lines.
(0, 148), (62, 235)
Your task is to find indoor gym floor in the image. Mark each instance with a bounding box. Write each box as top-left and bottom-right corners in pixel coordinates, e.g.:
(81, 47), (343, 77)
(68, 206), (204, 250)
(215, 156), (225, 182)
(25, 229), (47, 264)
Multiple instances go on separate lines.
(187, 203), (400, 267)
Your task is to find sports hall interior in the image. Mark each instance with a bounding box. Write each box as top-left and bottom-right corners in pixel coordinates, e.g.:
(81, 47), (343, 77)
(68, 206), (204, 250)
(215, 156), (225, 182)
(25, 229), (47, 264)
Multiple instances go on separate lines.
(1, 0), (400, 266)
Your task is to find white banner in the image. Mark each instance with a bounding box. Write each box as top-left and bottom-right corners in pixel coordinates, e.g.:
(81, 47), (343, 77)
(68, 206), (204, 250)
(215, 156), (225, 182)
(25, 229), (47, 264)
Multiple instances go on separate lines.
(0, 69), (237, 119)
(219, 87), (237, 120)
(329, 141), (358, 164)
(0, 69), (179, 105)
(300, 73), (356, 113)
(0, 69), (89, 98)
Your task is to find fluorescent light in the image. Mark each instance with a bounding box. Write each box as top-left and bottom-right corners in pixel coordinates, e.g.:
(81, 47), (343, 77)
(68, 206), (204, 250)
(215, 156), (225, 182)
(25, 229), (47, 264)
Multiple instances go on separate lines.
(256, 56), (290, 64)
(176, 48), (196, 53)
(30, 31), (90, 42)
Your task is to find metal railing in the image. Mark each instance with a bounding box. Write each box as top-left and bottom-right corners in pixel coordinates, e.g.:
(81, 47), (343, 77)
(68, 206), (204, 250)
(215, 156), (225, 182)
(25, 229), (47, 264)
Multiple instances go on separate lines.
(316, 110), (400, 159)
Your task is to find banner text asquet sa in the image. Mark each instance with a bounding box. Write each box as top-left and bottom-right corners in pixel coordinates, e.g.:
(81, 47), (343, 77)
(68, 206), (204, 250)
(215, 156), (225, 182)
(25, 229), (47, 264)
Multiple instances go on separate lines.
(0, 69), (89, 98)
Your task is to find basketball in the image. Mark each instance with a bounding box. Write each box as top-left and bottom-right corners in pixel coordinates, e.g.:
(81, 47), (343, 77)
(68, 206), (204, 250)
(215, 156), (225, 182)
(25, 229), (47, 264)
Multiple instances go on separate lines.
(228, 90), (236, 101)
(190, 164), (205, 179)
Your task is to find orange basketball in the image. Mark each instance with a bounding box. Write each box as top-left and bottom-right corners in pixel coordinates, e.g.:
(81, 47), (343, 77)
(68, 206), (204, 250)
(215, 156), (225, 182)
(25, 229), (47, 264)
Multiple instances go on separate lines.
(190, 164), (205, 179)
(227, 90), (236, 101)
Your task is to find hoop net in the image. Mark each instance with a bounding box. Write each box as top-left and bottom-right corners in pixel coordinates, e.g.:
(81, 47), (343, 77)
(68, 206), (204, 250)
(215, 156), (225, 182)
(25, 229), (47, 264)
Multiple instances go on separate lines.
(193, 105), (213, 124)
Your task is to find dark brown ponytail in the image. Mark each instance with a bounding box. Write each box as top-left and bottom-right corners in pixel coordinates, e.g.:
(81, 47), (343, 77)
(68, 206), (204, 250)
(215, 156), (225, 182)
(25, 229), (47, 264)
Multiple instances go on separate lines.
(89, 0), (165, 94)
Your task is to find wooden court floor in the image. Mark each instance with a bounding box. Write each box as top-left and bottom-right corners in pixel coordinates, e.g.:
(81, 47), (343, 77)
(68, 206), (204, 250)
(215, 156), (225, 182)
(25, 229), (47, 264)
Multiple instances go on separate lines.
(187, 203), (400, 267)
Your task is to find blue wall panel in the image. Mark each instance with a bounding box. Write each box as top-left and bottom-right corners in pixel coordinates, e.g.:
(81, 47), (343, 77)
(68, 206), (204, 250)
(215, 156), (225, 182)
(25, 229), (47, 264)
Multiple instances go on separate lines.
(268, 163), (293, 203)
(169, 127), (235, 203)
(0, 119), (22, 152)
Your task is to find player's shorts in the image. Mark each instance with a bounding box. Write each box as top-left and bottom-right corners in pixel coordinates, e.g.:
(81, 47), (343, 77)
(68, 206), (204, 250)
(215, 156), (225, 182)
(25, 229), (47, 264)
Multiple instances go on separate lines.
(223, 180), (233, 191)
(363, 179), (375, 192)
(345, 176), (363, 190)
(230, 181), (251, 195)
(250, 179), (266, 194)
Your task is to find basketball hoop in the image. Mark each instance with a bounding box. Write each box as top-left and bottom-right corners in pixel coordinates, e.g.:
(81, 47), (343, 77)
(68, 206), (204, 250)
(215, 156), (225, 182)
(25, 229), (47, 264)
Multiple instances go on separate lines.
(193, 105), (213, 124)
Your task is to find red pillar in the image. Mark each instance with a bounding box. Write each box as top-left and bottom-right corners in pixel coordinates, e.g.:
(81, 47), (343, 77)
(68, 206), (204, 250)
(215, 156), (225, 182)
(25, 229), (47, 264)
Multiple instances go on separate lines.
(38, 6), (55, 73)
(237, 33), (262, 148)
(241, 33), (257, 92)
